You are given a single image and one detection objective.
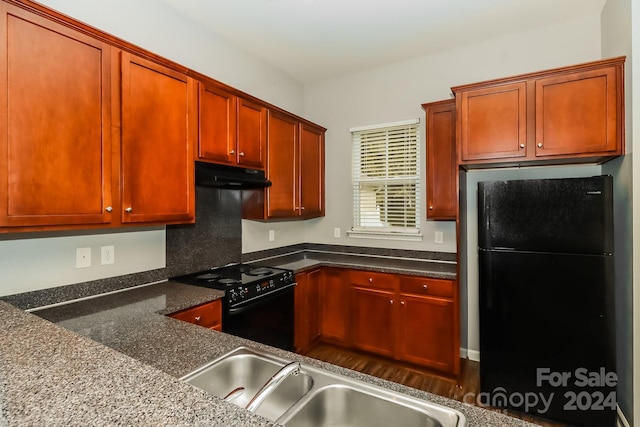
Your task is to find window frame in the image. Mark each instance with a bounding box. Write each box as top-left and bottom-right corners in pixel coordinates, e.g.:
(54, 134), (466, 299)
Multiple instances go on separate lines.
(348, 119), (422, 241)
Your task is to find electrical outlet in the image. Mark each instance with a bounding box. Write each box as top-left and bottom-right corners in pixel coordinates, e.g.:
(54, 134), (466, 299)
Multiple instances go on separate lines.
(268, 230), (275, 242)
(333, 227), (341, 238)
(76, 247), (91, 268)
(435, 231), (444, 244)
(101, 245), (115, 265)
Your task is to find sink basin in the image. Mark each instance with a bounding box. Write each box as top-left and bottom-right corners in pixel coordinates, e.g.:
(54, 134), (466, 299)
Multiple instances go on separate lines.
(280, 384), (445, 427)
(181, 347), (467, 427)
(180, 347), (313, 421)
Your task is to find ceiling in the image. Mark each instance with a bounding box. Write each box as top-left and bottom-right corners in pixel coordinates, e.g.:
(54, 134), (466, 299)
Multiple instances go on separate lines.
(158, 0), (606, 84)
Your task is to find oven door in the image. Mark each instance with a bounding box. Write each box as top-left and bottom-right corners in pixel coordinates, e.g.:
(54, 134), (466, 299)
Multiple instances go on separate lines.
(223, 283), (295, 351)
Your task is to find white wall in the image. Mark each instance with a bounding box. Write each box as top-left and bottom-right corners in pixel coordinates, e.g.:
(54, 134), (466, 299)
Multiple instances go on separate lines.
(600, 0), (634, 422)
(0, 0), (304, 297)
(291, 13), (603, 355)
(288, 14), (599, 255)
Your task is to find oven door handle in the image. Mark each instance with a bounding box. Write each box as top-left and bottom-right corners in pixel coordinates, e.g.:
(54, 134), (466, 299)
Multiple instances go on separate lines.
(227, 282), (297, 314)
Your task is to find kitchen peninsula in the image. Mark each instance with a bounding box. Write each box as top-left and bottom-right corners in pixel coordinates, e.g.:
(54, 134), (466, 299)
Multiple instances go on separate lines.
(0, 277), (537, 426)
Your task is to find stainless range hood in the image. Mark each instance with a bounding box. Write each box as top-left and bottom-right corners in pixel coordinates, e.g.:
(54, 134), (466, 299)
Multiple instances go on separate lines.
(195, 161), (271, 189)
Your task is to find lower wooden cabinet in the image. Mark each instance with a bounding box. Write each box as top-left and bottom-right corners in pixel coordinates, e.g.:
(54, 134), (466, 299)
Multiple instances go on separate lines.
(169, 299), (222, 331)
(298, 266), (459, 375)
(294, 269), (322, 353)
(319, 268), (349, 345)
(350, 286), (395, 357)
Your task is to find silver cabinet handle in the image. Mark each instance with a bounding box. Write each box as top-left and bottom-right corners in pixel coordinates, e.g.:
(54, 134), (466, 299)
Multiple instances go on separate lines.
(125, 207), (133, 213)
(519, 144), (525, 148)
(105, 206), (113, 212)
(239, 152), (245, 157)
(537, 142), (543, 148)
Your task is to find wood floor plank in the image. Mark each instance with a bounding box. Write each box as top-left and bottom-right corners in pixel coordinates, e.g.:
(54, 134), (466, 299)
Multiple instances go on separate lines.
(304, 343), (570, 427)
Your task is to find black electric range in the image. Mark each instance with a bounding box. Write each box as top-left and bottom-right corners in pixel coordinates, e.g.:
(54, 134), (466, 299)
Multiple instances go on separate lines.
(171, 263), (296, 351)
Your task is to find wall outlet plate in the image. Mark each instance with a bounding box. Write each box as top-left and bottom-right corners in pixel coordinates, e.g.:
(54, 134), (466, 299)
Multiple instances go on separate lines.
(268, 230), (275, 242)
(333, 227), (341, 238)
(76, 247), (91, 268)
(101, 245), (115, 265)
(435, 231), (444, 244)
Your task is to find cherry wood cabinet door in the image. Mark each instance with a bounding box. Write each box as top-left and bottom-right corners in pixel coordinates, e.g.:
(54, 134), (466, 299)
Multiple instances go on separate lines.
(299, 123), (325, 219)
(535, 66), (621, 157)
(0, 4), (113, 227)
(319, 268), (348, 345)
(120, 52), (195, 224)
(458, 82), (527, 162)
(237, 98), (266, 169)
(398, 294), (456, 373)
(307, 269), (322, 344)
(294, 269), (322, 353)
(198, 83), (237, 165)
(423, 99), (457, 220)
(266, 110), (298, 218)
(350, 286), (396, 358)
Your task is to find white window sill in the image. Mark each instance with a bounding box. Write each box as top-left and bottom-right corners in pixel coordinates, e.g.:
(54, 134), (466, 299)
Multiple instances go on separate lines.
(346, 230), (423, 242)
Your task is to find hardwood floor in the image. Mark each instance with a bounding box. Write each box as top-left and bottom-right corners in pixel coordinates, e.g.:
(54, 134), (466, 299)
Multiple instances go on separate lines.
(304, 343), (570, 427)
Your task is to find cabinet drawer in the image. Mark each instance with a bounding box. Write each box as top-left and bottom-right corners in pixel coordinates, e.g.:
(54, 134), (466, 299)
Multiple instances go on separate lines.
(399, 277), (454, 298)
(170, 299), (222, 329)
(350, 270), (396, 290)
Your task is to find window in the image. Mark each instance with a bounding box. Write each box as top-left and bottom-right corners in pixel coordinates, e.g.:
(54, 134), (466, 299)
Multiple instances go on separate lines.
(350, 119), (421, 240)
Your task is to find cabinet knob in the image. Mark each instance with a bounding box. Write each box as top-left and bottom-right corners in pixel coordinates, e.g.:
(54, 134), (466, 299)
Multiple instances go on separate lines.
(230, 149), (235, 154)
(105, 206), (113, 212)
(300, 207), (305, 211)
(239, 151), (245, 157)
(390, 299), (394, 305)
(194, 316), (201, 322)
(369, 278), (373, 283)
(125, 207), (133, 213)
(422, 284), (428, 290)
(401, 301), (405, 306)
(429, 206), (433, 210)
(537, 142), (543, 148)
(519, 144), (525, 148)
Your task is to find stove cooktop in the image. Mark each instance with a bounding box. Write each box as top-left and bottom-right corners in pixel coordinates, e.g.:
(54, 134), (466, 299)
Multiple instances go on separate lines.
(170, 264), (295, 304)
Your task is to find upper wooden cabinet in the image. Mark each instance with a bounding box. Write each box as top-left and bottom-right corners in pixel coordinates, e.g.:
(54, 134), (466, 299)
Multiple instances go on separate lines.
(453, 57), (625, 168)
(237, 98), (267, 168)
(120, 52), (196, 224)
(198, 83), (237, 165)
(197, 83), (266, 169)
(242, 110), (325, 220)
(0, 3), (114, 228)
(422, 99), (457, 220)
(299, 123), (325, 219)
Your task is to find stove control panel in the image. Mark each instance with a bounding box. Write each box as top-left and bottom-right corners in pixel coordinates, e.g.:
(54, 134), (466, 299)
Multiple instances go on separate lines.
(228, 269), (295, 304)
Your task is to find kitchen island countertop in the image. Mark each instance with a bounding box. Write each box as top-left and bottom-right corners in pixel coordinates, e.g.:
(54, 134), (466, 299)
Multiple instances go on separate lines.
(1, 280), (537, 426)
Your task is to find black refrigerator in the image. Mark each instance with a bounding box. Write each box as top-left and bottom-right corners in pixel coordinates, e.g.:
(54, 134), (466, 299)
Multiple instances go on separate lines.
(478, 176), (616, 427)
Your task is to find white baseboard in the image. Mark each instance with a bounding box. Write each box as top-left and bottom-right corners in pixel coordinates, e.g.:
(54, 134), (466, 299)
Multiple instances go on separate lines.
(617, 406), (630, 427)
(460, 347), (480, 362)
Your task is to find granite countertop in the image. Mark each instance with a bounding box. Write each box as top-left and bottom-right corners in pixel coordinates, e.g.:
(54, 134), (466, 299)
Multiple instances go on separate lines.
(251, 250), (457, 280)
(1, 280), (537, 426)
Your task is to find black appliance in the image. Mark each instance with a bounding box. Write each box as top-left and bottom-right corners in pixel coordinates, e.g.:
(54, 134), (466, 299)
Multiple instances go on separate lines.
(478, 176), (616, 427)
(171, 264), (295, 351)
(195, 161), (272, 189)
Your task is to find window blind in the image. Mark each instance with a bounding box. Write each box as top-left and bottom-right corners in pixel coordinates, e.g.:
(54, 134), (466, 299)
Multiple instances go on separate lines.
(351, 120), (420, 236)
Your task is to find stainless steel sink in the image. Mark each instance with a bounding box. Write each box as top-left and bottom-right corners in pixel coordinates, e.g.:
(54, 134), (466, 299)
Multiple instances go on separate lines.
(181, 346), (467, 427)
(180, 347), (313, 421)
(279, 384), (444, 427)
